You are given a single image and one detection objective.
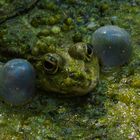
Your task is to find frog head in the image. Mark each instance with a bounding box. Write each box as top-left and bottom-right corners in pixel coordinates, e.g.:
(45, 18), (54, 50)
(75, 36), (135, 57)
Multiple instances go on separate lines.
(33, 42), (99, 96)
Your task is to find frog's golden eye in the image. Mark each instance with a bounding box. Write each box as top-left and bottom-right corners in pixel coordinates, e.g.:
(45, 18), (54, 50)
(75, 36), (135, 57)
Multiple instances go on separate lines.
(43, 54), (59, 74)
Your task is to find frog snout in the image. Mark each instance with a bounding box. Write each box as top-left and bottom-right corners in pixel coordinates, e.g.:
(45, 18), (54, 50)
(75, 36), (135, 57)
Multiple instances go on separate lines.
(68, 71), (85, 81)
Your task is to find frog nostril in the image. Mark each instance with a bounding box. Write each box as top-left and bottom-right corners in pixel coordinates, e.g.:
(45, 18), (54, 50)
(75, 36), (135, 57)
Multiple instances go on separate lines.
(69, 72), (75, 78)
(69, 72), (85, 81)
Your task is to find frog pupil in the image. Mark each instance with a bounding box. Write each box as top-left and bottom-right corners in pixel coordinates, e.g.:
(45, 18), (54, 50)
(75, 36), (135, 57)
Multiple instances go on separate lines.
(87, 45), (93, 55)
(44, 61), (54, 70)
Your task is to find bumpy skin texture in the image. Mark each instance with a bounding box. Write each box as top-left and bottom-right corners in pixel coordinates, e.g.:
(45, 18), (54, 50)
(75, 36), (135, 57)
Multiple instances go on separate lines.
(0, 0), (39, 24)
(0, 59), (35, 105)
(91, 25), (132, 67)
(35, 42), (99, 96)
(0, 1), (99, 96)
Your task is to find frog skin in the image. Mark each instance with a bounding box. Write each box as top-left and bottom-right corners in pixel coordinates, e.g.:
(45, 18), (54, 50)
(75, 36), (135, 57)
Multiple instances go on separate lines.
(34, 42), (99, 96)
(0, 0), (39, 24)
(0, 0), (99, 96)
(0, 1), (131, 97)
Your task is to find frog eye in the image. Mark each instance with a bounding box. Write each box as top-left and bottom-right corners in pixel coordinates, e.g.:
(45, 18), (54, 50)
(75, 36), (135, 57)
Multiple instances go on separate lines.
(68, 43), (94, 61)
(85, 44), (93, 58)
(44, 60), (58, 74)
(43, 55), (58, 74)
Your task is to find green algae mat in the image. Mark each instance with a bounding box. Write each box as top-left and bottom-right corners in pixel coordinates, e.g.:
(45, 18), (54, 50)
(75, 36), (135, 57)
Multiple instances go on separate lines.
(0, 0), (140, 139)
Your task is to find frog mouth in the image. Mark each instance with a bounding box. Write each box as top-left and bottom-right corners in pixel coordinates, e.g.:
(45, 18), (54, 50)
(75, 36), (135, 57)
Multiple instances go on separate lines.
(59, 79), (97, 96)
(71, 79), (97, 94)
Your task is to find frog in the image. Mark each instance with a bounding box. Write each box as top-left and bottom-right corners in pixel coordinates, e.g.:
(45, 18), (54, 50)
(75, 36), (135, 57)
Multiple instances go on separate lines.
(0, 1), (131, 105)
(34, 42), (99, 96)
(0, 0), (99, 99)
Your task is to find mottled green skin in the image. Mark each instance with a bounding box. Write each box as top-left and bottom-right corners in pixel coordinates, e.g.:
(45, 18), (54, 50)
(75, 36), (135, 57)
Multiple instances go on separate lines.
(0, 0), (140, 140)
(0, 1), (99, 96)
(35, 42), (99, 95)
